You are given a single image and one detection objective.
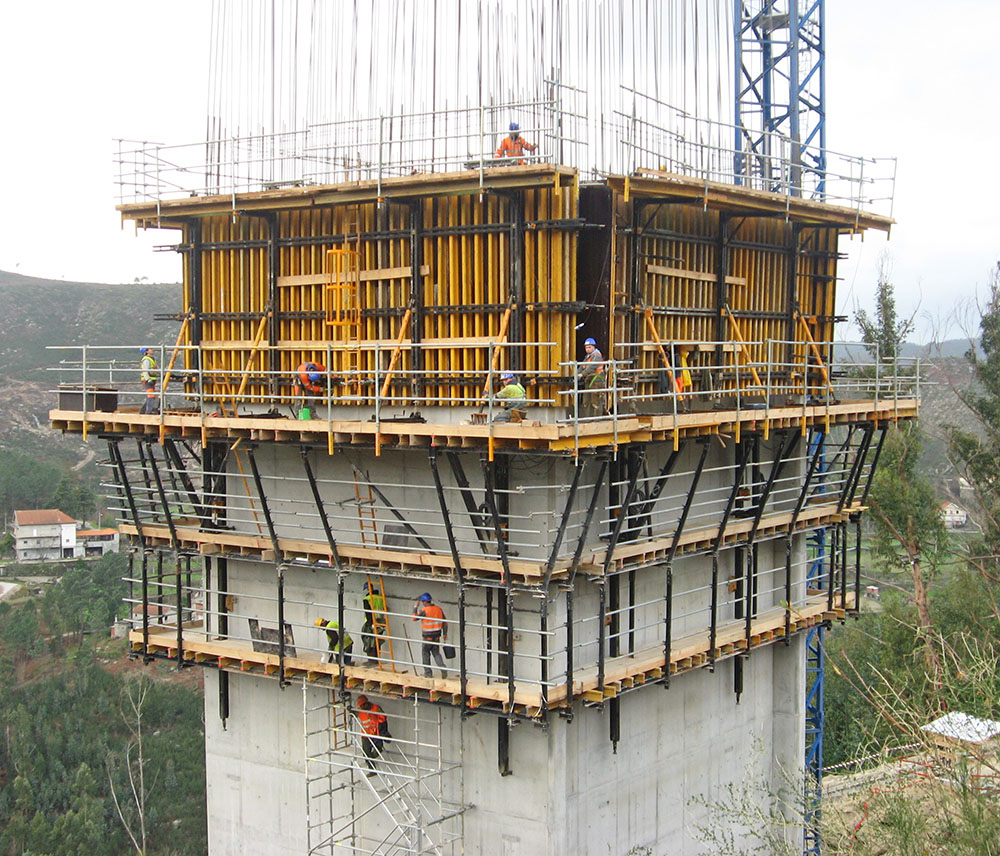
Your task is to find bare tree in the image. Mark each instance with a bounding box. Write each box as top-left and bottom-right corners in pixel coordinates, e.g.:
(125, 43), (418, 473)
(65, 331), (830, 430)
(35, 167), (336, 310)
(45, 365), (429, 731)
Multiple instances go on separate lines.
(107, 676), (152, 855)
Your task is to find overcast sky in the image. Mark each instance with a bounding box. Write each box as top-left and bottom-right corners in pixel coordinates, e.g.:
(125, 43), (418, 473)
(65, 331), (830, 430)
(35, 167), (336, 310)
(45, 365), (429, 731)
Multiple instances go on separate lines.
(1, 1), (995, 342)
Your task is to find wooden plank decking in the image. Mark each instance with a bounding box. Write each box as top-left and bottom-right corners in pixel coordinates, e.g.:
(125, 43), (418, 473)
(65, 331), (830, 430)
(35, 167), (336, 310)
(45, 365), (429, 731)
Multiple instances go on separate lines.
(131, 592), (851, 717)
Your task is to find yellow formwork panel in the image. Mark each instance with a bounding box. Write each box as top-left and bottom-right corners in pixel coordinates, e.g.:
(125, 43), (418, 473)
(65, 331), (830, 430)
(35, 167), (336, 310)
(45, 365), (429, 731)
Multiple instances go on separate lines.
(185, 180), (579, 409)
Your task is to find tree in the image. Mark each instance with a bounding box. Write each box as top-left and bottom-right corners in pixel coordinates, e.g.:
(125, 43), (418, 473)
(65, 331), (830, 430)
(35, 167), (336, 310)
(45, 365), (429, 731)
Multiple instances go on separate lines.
(854, 273), (946, 688)
(108, 677), (153, 856)
(949, 263), (1000, 557)
(855, 254), (914, 362)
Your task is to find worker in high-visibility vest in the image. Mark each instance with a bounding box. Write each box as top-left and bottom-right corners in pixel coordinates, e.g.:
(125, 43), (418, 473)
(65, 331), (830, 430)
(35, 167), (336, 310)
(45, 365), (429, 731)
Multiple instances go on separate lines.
(496, 122), (536, 165)
(315, 617), (353, 665)
(355, 695), (390, 774)
(361, 582), (386, 666)
(675, 344), (693, 412)
(411, 592), (447, 679)
(577, 337), (607, 418)
(493, 371), (527, 422)
(139, 347), (159, 414)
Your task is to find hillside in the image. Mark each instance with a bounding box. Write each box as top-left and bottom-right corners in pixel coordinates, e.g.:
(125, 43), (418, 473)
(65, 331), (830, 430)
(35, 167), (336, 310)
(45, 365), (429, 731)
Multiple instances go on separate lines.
(0, 270), (181, 469)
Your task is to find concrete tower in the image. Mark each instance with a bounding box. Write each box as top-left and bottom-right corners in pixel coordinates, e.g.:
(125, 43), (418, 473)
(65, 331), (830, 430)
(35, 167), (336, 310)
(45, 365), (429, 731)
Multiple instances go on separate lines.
(52, 15), (908, 852)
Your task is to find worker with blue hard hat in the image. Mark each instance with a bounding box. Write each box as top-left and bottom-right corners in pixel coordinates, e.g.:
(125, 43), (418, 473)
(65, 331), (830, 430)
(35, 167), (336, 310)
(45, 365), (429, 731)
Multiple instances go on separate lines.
(412, 592), (448, 679)
(578, 336), (607, 418)
(496, 121), (536, 164)
(295, 361), (329, 396)
(493, 370), (527, 423)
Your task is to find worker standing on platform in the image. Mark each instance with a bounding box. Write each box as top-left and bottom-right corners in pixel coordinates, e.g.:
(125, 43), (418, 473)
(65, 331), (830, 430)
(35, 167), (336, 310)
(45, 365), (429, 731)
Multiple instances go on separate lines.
(675, 344), (693, 412)
(139, 347), (159, 414)
(493, 371), (527, 422)
(361, 582), (386, 666)
(315, 617), (353, 665)
(496, 122), (536, 164)
(577, 337), (607, 418)
(412, 592), (447, 679)
(355, 695), (390, 774)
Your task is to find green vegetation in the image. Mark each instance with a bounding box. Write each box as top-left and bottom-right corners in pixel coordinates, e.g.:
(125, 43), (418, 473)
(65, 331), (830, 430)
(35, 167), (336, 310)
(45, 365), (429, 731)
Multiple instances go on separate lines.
(0, 553), (207, 855)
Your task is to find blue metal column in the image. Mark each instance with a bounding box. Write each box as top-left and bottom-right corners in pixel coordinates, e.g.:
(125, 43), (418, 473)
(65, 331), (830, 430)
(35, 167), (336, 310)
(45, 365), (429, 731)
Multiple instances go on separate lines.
(804, 528), (826, 855)
(733, 0), (827, 196)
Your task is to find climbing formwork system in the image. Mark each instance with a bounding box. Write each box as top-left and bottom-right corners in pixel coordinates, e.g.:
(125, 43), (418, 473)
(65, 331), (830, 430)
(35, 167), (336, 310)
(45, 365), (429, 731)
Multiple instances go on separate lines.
(53, 102), (911, 854)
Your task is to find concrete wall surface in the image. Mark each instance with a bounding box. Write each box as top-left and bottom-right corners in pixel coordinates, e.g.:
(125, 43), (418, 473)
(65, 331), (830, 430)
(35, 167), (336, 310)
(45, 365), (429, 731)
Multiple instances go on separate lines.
(202, 638), (806, 855)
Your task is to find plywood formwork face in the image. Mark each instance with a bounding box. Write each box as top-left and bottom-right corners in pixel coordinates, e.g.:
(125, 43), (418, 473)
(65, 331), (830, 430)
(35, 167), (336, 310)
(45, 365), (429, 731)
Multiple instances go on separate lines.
(612, 196), (841, 406)
(184, 179), (579, 410)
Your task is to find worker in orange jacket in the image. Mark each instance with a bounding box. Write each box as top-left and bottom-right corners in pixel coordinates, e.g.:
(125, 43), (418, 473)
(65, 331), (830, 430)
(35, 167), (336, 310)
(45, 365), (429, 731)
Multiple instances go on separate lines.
(412, 592), (447, 679)
(496, 122), (536, 164)
(356, 695), (390, 773)
(296, 362), (328, 397)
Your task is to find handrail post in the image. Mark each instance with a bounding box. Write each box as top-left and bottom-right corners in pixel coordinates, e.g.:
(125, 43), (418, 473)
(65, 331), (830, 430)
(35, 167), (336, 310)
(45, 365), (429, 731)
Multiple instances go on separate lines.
(159, 343), (166, 435)
(81, 345), (88, 441)
(326, 343), (333, 455)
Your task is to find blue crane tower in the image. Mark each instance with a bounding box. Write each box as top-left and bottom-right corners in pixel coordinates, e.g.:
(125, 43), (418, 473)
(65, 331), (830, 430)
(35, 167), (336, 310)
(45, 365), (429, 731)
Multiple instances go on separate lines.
(734, 3), (828, 853)
(734, 0), (826, 197)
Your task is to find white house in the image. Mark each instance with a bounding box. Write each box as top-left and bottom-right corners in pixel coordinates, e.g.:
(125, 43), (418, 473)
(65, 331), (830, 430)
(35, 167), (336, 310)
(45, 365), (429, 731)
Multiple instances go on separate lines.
(77, 528), (120, 557)
(940, 501), (968, 529)
(13, 509), (79, 561)
(11, 511), (120, 562)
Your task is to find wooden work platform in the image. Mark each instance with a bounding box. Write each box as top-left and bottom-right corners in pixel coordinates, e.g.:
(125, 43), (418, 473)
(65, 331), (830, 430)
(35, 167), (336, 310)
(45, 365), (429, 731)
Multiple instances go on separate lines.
(117, 499), (860, 584)
(610, 170), (894, 233)
(117, 164), (577, 227)
(49, 398), (916, 454)
(131, 592), (850, 718)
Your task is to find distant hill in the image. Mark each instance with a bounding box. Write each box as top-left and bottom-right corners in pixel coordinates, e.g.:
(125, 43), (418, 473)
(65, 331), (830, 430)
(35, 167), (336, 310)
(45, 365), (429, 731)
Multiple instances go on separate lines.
(0, 270), (183, 470)
(0, 270), (181, 380)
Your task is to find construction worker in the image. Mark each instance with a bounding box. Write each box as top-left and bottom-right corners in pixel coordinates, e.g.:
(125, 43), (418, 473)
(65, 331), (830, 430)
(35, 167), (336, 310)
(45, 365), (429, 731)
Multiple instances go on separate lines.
(361, 581), (386, 666)
(139, 347), (159, 414)
(296, 362), (329, 397)
(315, 617), (353, 665)
(411, 592), (447, 679)
(496, 122), (536, 164)
(675, 344), (693, 412)
(577, 337), (607, 418)
(355, 695), (390, 774)
(493, 371), (527, 422)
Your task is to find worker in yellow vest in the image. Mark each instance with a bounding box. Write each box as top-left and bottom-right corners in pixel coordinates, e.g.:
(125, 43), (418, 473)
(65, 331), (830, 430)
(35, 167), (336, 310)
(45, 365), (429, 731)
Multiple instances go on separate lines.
(139, 347), (159, 414)
(315, 617), (353, 665)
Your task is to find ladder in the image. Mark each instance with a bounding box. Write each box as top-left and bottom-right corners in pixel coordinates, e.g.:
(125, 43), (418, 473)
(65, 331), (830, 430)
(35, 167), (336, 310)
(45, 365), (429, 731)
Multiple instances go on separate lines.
(326, 205), (364, 397)
(353, 471), (379, 547)
(364, 574), (396, 670)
